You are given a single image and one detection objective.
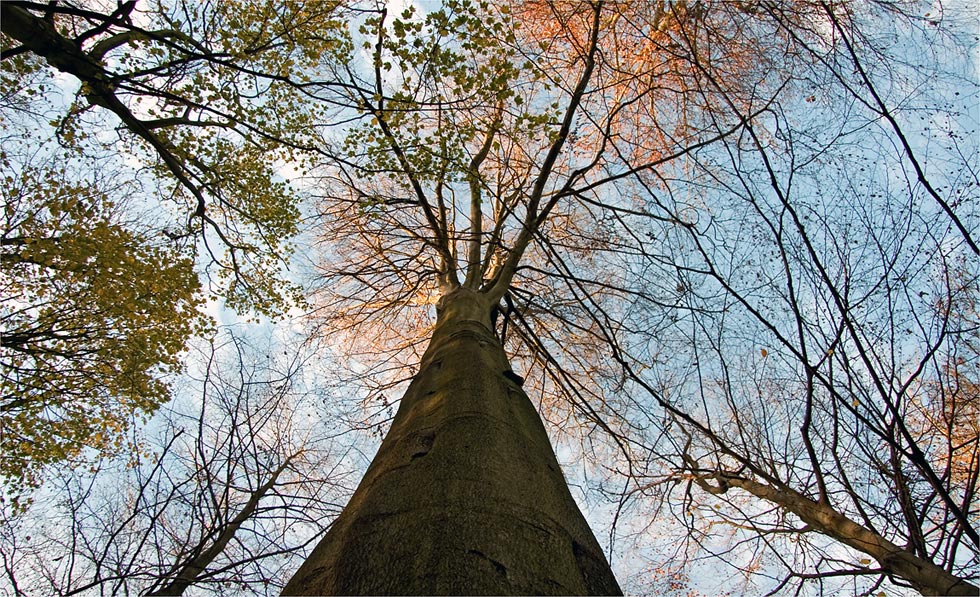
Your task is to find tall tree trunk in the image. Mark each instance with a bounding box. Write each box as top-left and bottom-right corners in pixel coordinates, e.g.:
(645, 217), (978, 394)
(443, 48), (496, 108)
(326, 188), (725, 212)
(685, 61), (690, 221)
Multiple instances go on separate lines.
(283, 288), (621, 595)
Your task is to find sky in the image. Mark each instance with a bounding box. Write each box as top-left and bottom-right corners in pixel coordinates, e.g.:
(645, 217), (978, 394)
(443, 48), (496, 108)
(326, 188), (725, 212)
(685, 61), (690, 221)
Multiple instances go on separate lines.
(2, 1), (977, 595)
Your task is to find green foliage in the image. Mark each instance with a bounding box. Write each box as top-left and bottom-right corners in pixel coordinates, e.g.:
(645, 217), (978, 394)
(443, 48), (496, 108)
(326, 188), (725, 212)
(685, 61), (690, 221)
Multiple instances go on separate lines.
(344, 0), (559, 186)
(1, 0), (352, 317)
(1, 160), (207, 502)
(0, 0), (353, 497)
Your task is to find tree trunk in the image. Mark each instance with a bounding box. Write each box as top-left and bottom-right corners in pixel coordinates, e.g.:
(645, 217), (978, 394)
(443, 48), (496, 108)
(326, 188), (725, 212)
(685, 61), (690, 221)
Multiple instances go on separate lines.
(283, 288), (621, 595)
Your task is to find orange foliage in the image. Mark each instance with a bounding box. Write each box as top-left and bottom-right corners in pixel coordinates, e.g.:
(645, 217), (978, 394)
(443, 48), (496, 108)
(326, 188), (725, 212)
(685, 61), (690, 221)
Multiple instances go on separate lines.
(648, 564), (733, 596)
(503, 1), (811, 168)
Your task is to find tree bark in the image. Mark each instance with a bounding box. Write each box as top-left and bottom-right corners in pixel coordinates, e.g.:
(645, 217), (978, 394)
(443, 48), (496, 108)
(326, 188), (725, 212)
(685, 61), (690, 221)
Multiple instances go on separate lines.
(283, 288), (621, 595)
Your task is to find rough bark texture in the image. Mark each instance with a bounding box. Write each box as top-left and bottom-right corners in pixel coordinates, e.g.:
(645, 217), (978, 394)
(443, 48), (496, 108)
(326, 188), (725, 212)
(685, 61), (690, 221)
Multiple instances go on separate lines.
(283, 289), (621, 595)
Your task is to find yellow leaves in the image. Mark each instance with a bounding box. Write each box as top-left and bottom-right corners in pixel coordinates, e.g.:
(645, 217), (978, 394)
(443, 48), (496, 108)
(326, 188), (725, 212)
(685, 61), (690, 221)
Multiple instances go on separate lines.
(760, 348), (768, 358)
(1, 163), (207, 494)
(1, 0), (327, 499)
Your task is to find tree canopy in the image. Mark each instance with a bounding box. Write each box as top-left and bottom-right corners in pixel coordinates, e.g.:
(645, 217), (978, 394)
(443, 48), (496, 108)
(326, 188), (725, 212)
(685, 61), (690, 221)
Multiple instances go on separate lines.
(1, 155), (204, 494)
(2, 0), (977, 594)
(1, 0), (347, 498)
(306, 2), (979, 591)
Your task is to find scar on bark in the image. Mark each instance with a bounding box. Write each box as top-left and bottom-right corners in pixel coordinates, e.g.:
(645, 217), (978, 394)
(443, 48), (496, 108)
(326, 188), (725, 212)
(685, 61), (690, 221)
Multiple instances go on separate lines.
(467, 549), (508, 577)
(411, 432), (435, 460)
(503, 369), (525, 386)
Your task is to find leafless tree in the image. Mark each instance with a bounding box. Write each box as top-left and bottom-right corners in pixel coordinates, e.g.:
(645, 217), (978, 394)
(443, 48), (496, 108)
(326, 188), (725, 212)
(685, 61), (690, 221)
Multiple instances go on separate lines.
(0, 329), (359, 596)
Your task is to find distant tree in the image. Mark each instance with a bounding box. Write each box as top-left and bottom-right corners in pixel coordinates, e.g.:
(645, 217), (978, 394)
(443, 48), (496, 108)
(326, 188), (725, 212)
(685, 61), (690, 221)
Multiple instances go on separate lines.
(0, 329), (357, 596)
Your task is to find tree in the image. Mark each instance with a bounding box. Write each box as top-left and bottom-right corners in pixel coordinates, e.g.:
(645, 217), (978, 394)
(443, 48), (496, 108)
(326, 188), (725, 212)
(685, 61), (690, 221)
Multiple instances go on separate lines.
(3, 0), (977, 595)
(285, 2), (629, 593)
(1, 153), (204, 498)
(0, 0), (347, 495)
(579, 3), (980, 594)
(0, 328), (358, 596)
(0, 0), (343, 311)
(289, 0), (977, 594)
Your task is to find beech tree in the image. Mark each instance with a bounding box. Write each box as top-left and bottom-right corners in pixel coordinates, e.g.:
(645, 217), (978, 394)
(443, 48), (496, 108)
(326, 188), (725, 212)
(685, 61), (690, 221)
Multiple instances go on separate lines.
(290, 0), (977, 594)
(2, 0), (977, 595)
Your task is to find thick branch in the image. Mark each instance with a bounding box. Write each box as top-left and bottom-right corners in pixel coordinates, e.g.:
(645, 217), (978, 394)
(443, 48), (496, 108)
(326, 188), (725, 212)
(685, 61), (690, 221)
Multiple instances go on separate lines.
(709, 473), (978, 596)
(463, 108), (502, 288)
(146, 458), (293, 596)
(486, 1), (604, 303)
(0, 4), (209, 221)
(357, 9), (459, 290)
